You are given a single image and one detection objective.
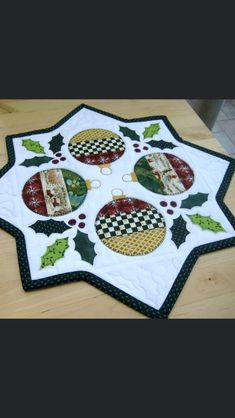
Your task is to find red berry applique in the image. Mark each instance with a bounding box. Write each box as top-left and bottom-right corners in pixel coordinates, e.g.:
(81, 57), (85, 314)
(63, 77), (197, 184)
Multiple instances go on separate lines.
(160, 200), (177, 214)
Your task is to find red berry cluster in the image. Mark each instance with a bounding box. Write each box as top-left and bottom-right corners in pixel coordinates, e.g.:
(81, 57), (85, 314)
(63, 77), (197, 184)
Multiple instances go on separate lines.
(133, 143), (149, 152)
(160, 200), (177, 215)
(68, 213), (86, 228)
(52, 152), (66, 164)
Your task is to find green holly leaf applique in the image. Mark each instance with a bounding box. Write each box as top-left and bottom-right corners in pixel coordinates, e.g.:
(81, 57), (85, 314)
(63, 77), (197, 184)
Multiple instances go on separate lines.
(187, 214), (226, 233)
(49, 134), (64, 154)
(170, 215), (190, 248)
(180, 193), (209, 209)
(147, 140), (177, 150)
(29, 219), (71, 237)
(20, 156), (53, 167)
(40, 238), (69, 269)
(22, 138), (45, 154)
(73, 229), (96, 265)
(143, 123), (160, 139)
(119, 126), (140, 142)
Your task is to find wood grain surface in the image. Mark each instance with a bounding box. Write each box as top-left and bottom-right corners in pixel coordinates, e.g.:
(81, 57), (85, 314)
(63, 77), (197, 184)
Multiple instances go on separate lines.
(0, 99), (234, 318)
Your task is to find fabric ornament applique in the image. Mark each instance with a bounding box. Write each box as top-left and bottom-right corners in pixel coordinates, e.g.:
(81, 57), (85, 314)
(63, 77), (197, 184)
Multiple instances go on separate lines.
(123, 152), (194, 195)
(0, 103), (234, 319)
(22, 168), (99, 216)
(95, 193), (166, 256)
(68, 128), (125, 175)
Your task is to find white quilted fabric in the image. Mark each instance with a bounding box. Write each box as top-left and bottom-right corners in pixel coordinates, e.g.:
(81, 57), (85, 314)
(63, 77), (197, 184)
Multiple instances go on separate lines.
(0, 106), (234, 311)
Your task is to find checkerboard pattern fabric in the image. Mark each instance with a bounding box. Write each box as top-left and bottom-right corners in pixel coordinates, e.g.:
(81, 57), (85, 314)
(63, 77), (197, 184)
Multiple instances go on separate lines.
(95, 208), (165, 240)
(68, 137), (125, 157)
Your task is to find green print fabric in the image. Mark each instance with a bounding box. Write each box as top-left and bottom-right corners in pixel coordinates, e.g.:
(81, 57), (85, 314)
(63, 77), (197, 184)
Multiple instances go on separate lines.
(41, 238), (69, 269)
(187, 214), (226, 232)
(143, 123), (161, 139)
(134, 156), (163, 194)
(62, 169), (87, 210)
(22, 139), (45, 154)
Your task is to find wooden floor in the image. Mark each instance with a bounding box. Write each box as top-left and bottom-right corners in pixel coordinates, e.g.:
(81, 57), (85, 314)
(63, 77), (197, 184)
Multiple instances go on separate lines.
(0, 99), (234, 318)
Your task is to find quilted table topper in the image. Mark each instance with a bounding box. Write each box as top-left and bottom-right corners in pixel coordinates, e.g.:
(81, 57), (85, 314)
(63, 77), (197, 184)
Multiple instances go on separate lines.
(0, 104), (235, 318)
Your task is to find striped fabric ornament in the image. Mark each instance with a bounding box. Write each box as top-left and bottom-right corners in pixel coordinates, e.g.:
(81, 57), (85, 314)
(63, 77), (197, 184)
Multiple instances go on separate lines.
(95, 197), (166, 256)
(68, 128), (125, 173)
(22, 169), (88, 216)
